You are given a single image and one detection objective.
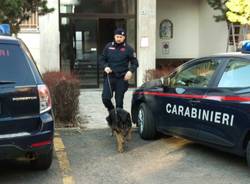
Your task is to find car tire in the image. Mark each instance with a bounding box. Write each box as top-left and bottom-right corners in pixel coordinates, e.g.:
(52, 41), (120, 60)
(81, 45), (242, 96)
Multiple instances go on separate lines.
(247, 141), (250, 167)
(138, 103), (157, 140)
(30, 149), (53, 170)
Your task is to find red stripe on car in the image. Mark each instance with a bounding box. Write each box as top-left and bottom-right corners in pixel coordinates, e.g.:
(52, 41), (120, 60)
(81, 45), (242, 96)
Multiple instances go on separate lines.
(133, 91), (250, 102)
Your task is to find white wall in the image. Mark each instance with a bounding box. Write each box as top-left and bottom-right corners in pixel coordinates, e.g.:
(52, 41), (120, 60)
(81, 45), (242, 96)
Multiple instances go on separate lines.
(18, 32), (41, 68)
(156, 0), (200, 59)
(39, 0), (60, 73)
(199, 0), (228, 56)
(137, 0), (157, 86)
(18, 0), (60, 74)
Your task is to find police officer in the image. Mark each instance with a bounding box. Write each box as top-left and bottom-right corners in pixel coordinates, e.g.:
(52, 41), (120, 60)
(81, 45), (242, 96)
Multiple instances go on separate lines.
(100, 28), (139, 112)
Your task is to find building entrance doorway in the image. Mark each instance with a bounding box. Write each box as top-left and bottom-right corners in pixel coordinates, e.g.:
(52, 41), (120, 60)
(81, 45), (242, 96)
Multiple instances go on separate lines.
(60, 18), (135, 88)
(59, 0), (136, 88)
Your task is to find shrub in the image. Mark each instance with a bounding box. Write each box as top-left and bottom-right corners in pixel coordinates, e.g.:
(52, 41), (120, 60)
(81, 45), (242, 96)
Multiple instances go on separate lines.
(43, 71), (80, 127)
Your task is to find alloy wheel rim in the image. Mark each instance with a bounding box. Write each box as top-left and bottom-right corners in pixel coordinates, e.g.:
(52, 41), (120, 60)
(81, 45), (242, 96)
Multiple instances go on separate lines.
(138, 108), (144, 134)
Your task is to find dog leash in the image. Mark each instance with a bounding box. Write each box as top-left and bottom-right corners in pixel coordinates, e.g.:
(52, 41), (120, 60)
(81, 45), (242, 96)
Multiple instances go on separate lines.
(107, 73), (118, 119)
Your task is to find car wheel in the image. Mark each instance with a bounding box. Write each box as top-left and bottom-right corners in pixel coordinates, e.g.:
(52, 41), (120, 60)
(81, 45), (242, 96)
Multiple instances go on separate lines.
(30, 149), (53, 170)
(138, 103), (157, 140)
(247, 141), (250, 167)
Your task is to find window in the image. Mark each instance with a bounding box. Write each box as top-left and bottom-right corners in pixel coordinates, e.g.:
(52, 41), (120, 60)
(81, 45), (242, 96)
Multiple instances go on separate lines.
(218, 59), (250, 88)
(169, 60), (219, 88)
(0, 44), (35, 85)
(20, 12), (39, 30)
(229, 24), (241, 47)
(228, 24), (250, 50)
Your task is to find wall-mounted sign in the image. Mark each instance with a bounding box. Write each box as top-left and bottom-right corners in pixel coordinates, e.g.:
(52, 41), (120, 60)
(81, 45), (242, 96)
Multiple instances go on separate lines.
(160, 19), (173, 40)
(140, 37), (149, 48)
(162, 41), (169, 55)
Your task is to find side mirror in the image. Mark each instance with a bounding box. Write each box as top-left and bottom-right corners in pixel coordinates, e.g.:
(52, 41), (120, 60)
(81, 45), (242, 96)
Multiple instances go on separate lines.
(143, 79), (163, 88)
(167, 77), (170, 85)
(160, 77), (165, 86)
(162, 77), (170, 87)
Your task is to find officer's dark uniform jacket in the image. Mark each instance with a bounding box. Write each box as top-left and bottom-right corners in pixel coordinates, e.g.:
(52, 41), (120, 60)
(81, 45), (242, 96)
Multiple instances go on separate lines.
(100, 41), (138, 111)
(100, 41), (138, 77)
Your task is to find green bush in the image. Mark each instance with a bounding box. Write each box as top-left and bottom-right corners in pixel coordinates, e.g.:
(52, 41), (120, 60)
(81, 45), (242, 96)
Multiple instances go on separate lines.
(43, 71), (80, 127)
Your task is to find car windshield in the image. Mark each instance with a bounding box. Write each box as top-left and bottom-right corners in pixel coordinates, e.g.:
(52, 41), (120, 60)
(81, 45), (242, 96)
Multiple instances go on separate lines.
(0, 43), (35, 86)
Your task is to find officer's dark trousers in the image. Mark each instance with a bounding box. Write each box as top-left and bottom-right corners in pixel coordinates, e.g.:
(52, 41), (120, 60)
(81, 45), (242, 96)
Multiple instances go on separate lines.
(102, 76), (129, 111)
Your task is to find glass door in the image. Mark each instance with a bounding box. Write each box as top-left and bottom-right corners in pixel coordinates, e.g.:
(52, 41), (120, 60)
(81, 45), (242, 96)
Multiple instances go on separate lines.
(60, 0), (137, 88)
(60, 17), (136, 88)
(72, 19), (99, 88)
(60, 18), (99, 88)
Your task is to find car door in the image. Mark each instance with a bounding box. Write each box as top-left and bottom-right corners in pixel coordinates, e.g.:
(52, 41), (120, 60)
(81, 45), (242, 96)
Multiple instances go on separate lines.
(197, 57), (250, 150)
(157, 58), (221, 139)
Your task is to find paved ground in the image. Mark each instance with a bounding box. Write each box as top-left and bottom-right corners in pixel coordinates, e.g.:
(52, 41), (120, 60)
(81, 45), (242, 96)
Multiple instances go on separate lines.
(60, 128), (250, 184)
(0, 157), (62, 184)
(1, 89), (250, 184)
(78, 88), (133, 129)
(64, 89), (250, 184)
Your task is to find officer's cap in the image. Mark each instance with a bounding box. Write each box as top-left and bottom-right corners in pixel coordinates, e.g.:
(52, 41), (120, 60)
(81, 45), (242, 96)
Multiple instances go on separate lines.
(114, 28), (126, 36)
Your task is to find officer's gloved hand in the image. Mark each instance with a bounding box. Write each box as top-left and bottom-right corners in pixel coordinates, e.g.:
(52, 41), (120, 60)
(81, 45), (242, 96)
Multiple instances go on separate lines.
(124, 71), (132, 81)
(104, 67), (112, 74)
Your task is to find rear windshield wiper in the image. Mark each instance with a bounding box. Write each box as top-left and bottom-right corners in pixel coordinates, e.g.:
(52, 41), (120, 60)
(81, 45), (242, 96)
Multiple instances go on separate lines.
(0, 80), (16, 85)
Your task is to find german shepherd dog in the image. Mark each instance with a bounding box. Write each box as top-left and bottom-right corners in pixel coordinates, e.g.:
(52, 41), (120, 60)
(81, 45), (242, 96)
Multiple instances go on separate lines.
(106, 108), (132, 153)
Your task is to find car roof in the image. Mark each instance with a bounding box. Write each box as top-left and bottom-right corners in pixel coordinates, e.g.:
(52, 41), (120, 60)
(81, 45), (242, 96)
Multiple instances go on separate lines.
(170, 52), (250, 76)
(205, 52), (250, 60)
(0, 35), (20, 45)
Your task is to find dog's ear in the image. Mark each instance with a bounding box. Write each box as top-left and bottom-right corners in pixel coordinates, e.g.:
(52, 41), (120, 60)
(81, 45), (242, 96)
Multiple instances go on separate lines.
(119, 109), (129, 122)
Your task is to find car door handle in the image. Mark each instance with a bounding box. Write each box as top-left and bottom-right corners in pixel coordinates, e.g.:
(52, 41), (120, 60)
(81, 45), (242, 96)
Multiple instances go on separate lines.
(190, 99), (201, 103)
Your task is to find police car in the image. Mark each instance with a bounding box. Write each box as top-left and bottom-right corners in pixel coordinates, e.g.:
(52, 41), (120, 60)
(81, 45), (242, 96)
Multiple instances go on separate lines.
(131, 41), (250, 167)
(0, 24), (54, 170)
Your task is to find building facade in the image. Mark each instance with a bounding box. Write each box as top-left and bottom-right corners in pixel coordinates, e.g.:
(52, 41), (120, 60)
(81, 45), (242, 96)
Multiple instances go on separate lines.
(18, 0), (228, 88)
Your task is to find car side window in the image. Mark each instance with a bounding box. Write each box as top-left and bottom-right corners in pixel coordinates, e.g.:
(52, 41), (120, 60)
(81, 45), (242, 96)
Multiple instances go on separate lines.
(169, 59), (219, 88)
(218, 58), (250, 88)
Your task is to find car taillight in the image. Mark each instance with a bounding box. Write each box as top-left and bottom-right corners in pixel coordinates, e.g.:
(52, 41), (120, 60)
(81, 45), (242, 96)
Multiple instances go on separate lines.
(38, 84), (52, 114)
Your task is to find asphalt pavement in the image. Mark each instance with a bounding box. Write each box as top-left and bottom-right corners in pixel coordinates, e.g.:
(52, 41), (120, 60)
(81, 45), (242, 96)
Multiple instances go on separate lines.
(1, 89), (250, 184)
(60, 89), (250, 184)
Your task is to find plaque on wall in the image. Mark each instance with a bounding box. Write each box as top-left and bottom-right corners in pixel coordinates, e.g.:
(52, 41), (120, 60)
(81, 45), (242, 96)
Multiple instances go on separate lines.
(160, 19), (173, 40)
(162, 41), (169, 55)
